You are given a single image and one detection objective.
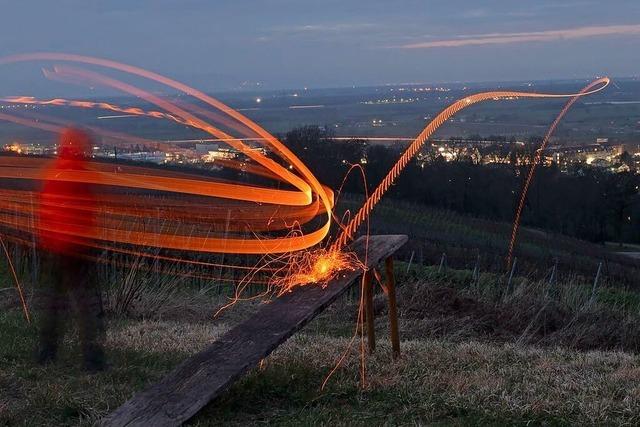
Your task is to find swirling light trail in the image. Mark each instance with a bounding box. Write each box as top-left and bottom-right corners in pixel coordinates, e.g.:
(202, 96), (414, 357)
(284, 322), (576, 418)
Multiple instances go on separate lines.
(0, 53), (334, 256)
(0, 53), (610, 301)
(330, 78), (610, 252)
(506, 79), (606, 268)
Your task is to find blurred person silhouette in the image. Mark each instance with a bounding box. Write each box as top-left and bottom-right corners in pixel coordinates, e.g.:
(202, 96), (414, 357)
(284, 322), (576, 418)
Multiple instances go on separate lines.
(36, 127), (106, 372)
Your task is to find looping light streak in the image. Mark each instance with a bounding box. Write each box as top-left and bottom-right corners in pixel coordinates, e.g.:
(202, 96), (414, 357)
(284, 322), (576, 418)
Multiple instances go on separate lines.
(331, 78), (610, 252)
(1, 54), (334, 239)
(0, 53), (335, 255)
(0, 52), (610, 310)
(506, 79), (607, 268)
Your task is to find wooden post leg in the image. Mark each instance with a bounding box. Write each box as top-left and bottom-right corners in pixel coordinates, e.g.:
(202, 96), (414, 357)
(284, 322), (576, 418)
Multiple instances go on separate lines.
(363, 269), (375, 352)
(385, 256), (400, 358)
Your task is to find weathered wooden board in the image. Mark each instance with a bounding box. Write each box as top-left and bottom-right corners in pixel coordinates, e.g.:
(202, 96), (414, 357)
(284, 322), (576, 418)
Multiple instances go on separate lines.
(102, 235), (408, 427)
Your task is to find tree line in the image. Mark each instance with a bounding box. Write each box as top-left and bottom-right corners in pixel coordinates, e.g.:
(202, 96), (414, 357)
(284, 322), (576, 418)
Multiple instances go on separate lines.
(282, 126), (640, 245)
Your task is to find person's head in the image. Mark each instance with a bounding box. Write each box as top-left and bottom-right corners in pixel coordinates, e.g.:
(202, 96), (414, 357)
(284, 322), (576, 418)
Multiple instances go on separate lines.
(58, 128), (92, 160)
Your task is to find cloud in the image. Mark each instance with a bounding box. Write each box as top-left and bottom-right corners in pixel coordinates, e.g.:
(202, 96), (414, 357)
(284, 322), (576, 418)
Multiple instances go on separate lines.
(268, 22), (375, 35)
(398, 24), (640, 49)
(257, 22), (377, 44)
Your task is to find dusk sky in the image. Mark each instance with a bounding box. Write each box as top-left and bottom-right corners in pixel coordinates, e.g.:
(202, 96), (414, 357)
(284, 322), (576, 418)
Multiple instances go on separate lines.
(1, 0), (639, 91)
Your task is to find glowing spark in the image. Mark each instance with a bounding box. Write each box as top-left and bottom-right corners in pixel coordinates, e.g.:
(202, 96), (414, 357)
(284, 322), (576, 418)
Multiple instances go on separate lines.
(272, 248), (363, 295)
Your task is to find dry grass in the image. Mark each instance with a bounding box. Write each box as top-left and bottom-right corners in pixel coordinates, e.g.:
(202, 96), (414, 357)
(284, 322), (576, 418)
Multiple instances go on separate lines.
(4, 300), (640, 425)
(193, 333), (640, 425)
(4, 262), (640, 425)
(107, 320), (228, 355)
(384, 266), (640, 354)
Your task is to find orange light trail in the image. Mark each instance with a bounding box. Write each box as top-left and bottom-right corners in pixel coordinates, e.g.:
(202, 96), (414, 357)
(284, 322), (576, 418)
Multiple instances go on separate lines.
(506, 79), (606, 268)
(0, 52), (613, 399)
(331, 78), (610, 252)
(0, 53), (335, 239)
(0, 53), (335, 256)
(0, 53), (610, 313)
(2, 95), (196, 131)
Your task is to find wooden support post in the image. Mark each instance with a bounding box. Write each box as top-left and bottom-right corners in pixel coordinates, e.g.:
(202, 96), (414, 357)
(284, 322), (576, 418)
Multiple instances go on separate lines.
(363, 269), (375, 352)
(385, 256), (400, 358)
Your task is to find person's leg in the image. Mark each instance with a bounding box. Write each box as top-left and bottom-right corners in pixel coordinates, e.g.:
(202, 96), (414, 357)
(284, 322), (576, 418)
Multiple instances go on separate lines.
(37, 252), (67, 364)
(67, 256), (106, 371)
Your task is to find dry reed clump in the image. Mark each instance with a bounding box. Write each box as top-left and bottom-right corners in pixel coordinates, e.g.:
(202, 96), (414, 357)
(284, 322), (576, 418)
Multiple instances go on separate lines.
(96, 252), (231, 321)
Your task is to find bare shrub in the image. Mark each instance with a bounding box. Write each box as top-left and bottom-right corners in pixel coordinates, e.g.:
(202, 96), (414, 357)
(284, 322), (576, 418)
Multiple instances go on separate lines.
(391, 270), (640, 353)
(97, 252), (220, 320)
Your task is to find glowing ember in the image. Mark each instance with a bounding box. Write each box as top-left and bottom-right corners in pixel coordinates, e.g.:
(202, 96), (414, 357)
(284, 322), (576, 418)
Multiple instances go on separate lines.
(273, 249), (362, 295)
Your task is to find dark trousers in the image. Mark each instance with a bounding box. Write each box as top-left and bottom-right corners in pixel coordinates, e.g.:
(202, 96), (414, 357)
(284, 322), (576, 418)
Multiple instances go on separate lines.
(38, 252), (105, 365)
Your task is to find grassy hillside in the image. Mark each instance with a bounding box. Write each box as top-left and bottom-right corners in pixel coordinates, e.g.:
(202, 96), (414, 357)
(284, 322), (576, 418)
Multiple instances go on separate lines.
(2, 200), (640, 425)
(337, 194), (640, 287)
(4, 262), (640, 425)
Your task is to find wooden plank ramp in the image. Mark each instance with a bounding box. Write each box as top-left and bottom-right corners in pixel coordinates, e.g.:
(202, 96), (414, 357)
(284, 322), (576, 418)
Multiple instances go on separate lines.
(102, 234), (408, 427)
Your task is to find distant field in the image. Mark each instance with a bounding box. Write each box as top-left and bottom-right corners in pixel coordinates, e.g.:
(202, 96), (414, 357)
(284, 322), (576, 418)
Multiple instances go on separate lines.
(2, 78), (639, 146)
